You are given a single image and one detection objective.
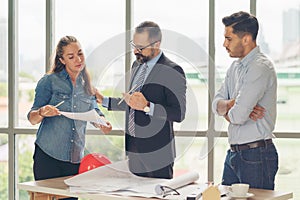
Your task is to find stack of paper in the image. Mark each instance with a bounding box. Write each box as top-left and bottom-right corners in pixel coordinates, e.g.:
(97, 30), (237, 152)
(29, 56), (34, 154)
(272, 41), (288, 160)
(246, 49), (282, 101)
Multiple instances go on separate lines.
(64, 160), (199, 198)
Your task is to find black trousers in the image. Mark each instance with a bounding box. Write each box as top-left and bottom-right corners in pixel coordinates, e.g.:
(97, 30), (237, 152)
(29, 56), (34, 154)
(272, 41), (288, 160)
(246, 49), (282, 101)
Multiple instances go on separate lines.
(33, 144), (80, 200)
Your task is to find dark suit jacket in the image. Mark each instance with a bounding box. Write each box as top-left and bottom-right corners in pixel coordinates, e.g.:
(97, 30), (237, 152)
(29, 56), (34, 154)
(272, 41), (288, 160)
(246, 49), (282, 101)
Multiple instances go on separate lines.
(108, 53), (186, 177)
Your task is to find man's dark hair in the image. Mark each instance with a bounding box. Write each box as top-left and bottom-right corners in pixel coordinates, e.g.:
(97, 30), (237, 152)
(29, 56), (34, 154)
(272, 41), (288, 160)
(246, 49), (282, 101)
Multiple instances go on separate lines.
(222, 11), (259, 40)
(135, 21), (162, 42)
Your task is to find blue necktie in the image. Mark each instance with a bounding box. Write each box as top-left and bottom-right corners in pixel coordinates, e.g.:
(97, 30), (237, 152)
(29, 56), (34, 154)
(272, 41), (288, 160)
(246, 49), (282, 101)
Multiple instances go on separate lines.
(128, 63), (148, 137)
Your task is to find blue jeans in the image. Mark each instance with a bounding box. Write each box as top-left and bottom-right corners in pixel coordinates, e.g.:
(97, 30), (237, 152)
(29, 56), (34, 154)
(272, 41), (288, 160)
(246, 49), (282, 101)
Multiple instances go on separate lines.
(222, 143), (278, 190)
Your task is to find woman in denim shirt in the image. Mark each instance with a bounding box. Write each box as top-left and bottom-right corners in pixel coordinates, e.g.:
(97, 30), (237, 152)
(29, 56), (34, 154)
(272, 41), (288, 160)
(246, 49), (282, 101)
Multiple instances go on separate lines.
(28, 36), (112, 194)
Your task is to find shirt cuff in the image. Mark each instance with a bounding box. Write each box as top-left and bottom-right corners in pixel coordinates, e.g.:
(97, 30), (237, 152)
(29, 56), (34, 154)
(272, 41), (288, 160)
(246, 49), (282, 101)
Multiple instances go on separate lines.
(145, 102), (154, 116)
(212, 98), (222, 116)
(102, 97), (109, 108)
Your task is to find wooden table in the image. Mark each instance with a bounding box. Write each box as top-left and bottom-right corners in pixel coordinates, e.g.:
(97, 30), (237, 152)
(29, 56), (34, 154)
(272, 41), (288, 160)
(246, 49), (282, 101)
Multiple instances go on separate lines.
(18, 176), (293, 200)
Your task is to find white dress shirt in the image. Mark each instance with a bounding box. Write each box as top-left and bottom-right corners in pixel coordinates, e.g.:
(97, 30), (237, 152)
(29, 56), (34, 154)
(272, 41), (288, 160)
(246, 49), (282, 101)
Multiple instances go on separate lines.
(212, 46), (277, 144)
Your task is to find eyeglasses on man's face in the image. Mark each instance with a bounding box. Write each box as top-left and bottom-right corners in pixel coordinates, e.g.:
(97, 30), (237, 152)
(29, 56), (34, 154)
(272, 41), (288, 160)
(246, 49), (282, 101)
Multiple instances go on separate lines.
(130, 40), (159, 52)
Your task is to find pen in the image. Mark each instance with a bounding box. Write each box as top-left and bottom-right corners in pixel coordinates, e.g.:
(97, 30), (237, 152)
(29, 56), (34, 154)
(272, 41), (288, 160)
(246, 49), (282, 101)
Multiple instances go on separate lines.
(54, 100), (65, 108)
(117, 84), (138, 105)
(43, 100), (65, 115)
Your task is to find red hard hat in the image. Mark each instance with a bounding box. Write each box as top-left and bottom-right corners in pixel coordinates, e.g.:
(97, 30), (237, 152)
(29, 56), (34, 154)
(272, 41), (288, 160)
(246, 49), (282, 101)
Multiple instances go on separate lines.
(78, 153), (111, 174)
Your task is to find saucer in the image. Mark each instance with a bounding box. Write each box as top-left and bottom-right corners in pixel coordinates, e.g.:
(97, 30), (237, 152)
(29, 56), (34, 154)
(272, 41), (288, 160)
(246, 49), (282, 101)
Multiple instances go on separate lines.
(228, 191), (255, 199)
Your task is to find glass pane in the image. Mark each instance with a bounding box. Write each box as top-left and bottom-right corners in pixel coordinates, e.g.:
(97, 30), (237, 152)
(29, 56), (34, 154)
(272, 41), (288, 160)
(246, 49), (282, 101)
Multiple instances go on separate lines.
(174, 137), (208, 181)
(134, 0), (209, 131)
(55, 0), (125, 130)
(85, 135), (125, 162)
(16, 135), (35, 200)
(214, 1), (250, 131)
(0, 0), (8, 127)
(18, 0), (46, 128)
(274, 139), (300, 199)
(0, 134), (8, 200)
(213, 138), (228, 183)
(257, 0), (300, 132)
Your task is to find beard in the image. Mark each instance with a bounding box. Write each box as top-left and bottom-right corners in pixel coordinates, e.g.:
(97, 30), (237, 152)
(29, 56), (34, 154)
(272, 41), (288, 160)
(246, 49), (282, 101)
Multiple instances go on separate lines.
(135, 53), (151, 64)
(135, 49), (155, 64)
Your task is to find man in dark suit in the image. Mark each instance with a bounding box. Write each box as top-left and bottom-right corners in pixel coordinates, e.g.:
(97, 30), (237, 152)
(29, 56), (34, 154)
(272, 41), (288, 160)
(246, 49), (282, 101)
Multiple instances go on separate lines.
(96, 21), (186, 179)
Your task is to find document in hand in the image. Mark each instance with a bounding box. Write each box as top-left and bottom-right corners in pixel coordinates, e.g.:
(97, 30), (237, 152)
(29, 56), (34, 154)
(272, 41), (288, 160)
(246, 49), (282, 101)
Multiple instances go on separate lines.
(60, 109), (108, 127)
(64, 160), (199, 198)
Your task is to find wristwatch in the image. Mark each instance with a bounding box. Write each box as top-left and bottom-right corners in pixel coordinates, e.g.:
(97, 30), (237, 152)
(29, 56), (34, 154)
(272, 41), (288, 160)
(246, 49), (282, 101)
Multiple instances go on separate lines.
(143, 101), (150, 113)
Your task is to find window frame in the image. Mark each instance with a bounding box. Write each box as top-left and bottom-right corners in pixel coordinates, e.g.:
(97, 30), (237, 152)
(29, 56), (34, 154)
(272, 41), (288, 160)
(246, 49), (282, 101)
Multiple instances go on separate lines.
(2, 0), (300, 199)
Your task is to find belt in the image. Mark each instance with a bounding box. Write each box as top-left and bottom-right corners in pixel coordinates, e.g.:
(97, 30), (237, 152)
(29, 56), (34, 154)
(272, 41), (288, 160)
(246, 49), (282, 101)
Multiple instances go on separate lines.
(230, 139), (273, 152)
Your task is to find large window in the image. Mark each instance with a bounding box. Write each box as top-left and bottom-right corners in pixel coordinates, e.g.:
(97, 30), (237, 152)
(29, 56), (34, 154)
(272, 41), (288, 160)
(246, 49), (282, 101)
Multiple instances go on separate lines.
(54, 0), (126, 166)
(273, 139), (300, 198)
(257, 0), (300, 132)
(18, 0), (45, 128)
(3, 1), (300, 199)
(0, 134), (8, 200)
(0, 0), (8, 127)
(55, 0), (125, 131)
(133, 0), (209, 176)
(16, 135), (35, 199)
(174, 138), (208, 181)
(256, 1), (300, 198)
(134, 0), (209, 131)
(0, 0), (8, 198)
(16, 1), (46, 198)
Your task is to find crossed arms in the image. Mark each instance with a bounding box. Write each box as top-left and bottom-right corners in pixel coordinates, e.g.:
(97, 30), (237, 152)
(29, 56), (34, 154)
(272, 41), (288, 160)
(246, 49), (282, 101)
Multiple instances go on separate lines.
(216, 99), (265, 123)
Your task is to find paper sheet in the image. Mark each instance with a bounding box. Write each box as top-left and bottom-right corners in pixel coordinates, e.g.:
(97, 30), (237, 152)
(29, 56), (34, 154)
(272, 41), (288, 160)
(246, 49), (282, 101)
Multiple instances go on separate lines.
(155, 171), (199, 195)
(60, 110), (108, 126)
(64, 160), (199, 198)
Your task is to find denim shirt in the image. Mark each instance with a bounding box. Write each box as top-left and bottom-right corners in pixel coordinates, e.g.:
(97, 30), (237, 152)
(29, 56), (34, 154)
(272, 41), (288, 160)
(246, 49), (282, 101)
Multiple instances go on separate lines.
(28, 69), (103, 163)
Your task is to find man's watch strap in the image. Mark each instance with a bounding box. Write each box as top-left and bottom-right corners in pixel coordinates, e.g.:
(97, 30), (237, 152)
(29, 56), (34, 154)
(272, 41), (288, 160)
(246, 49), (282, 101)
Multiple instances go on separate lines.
(143, 101), (150, 113)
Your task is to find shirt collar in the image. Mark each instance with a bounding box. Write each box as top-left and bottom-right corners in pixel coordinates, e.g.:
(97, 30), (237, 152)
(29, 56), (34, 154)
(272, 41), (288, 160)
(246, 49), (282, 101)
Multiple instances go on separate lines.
(146, 50), (162, 69)
(58, 68), (69, 79)
(58, 68), (84, 84)
(240, 46), (260, 67)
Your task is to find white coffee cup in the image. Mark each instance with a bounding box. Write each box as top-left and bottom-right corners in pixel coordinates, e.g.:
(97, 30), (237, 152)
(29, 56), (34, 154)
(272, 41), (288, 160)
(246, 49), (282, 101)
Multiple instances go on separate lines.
(230, 183), (249, 196)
